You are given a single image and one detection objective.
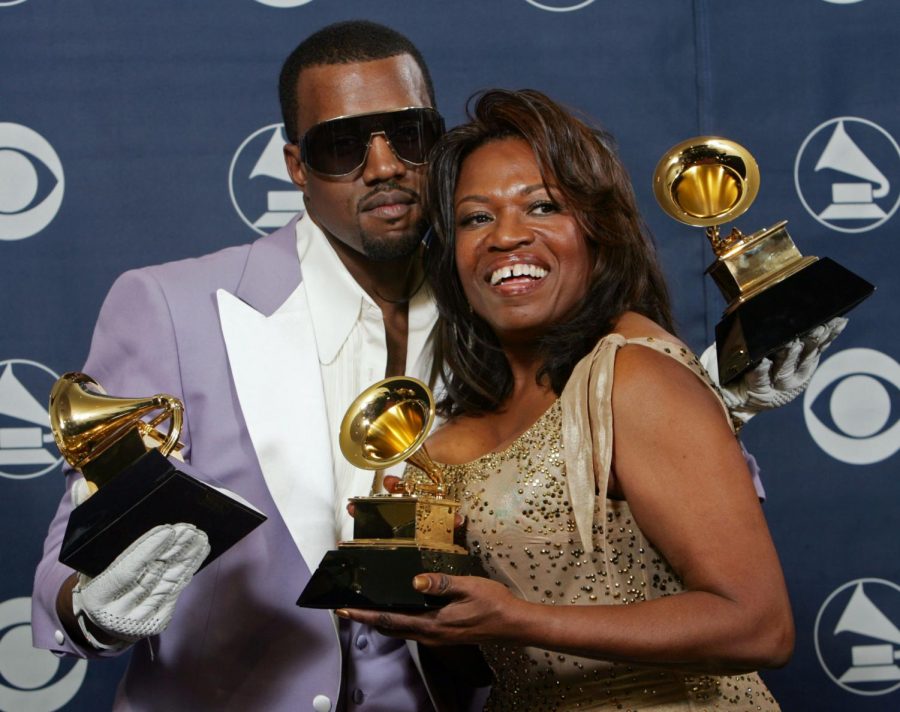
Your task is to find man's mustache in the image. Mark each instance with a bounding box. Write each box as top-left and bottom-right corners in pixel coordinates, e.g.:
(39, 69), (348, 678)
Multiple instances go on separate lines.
(357, 182), (421, 214)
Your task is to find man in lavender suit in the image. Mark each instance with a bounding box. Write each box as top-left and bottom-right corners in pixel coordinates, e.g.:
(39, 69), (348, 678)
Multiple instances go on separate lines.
(31, 18), (843, 712)
(31, 21), (479, 712)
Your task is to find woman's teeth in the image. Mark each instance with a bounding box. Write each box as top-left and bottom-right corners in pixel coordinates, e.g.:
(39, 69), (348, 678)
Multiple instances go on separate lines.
(490, 264), (548, 286)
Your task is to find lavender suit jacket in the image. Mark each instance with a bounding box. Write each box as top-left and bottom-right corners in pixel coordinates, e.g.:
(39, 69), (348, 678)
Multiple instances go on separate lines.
(31, 216), (474, 711)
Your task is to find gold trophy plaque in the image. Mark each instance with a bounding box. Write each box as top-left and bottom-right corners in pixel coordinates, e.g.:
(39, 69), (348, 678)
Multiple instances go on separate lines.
(653, 137), (874, 385)
(50, 372), (265, 576)
(296, 376), (476, 611)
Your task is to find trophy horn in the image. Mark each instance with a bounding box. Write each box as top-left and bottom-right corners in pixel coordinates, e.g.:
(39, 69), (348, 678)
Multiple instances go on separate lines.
(49, 372), (184, 474)
(339, 376), (442, 490)
(653, 136), (760, 251)
(652, 135), (874, 387)
(298, 377), (474, 611)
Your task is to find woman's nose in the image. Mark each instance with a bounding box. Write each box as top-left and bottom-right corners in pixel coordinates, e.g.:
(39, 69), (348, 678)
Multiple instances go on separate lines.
(488, 211), (534, 250)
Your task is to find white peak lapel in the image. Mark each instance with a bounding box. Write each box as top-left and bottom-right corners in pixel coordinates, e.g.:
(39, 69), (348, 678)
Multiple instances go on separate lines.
(217, 284), (337, 573)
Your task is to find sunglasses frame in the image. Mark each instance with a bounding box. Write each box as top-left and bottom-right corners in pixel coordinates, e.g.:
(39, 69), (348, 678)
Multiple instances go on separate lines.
(298, 106), (445, 178)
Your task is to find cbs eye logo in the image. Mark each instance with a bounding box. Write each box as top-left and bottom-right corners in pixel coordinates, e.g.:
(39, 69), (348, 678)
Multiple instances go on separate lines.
(803, 348), (900, 465)
(525, 0), (596, 10)
(0, 123), (65, 241)
(0, 598), (87, 710)
(253, 0), (314, 7)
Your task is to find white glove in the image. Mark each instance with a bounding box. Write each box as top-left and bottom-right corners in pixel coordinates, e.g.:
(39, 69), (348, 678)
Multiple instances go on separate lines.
(701, 317), (848, 428)
(71, 523), (210, 650)
(70, 476), (94, 507)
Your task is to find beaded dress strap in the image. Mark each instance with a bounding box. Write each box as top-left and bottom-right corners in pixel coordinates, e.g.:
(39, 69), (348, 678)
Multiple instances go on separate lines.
(559, 333), (729, 559)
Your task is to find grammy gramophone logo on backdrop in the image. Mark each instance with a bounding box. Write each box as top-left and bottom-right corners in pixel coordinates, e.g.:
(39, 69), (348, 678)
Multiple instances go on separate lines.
(0, 360), (63, 480)
(0, 597), (86, 711)
(815, 579), (900, 696)
(229, 124), (304, 235)
(795, 117), (900, 233)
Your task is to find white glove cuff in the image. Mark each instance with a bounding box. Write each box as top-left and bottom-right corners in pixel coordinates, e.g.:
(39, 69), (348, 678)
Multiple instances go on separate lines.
(75, 614), (132, 651)
(72, 574), (133, 651)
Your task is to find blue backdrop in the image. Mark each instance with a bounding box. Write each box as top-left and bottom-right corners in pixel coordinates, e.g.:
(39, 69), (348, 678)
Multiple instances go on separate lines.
(1, 1), (898, 709)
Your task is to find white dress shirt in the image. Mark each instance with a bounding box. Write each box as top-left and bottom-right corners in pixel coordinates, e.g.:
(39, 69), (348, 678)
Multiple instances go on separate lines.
(296, 218), (438, 542)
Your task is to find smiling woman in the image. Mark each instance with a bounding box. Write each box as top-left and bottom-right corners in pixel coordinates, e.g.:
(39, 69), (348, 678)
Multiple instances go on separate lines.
(338, 90), (794, 711)
(451, 138), (594, 347)
(426, 90), (676, 416)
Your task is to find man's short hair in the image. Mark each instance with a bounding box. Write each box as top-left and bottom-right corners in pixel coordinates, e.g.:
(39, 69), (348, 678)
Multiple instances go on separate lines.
(279, 20), (437, 143)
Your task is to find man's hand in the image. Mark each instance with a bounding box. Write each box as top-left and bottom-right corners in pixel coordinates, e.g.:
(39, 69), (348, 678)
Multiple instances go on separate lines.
(68, 523), (210, 650)
(702, 317), (848, 428)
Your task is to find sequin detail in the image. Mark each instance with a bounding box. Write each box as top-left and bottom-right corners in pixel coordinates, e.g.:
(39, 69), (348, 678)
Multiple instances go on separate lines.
(414, 338), (779, 711)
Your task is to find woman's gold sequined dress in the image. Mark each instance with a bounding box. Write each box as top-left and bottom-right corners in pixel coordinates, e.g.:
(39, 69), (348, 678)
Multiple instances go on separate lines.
(416, 335), (780, 711)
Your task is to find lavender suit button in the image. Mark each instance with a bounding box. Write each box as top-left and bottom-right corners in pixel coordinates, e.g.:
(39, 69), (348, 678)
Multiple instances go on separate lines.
(312, 694), (332, 712)
(352, 688), (365, 704)
(355, 634), (368, 650)
(54, 630), (65, 645)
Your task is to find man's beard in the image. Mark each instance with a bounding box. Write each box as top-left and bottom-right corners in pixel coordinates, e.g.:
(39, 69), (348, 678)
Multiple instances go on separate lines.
(359, 217), (428, 262)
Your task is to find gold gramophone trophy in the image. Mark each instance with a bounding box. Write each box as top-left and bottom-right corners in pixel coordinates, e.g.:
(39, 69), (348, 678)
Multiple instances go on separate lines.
(653, 137), (874, 385)
(50, 372), (265, 577)
(297, 376), (476, 611)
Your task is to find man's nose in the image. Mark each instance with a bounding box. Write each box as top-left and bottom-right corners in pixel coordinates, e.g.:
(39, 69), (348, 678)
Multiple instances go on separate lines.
(361, 133), (407, 183)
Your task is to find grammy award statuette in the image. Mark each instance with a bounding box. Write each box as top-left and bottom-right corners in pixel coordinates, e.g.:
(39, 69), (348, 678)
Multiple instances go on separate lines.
(297, 376), (477, 611)
(653, 137), (875, 385)
(50, 372), (265, 577)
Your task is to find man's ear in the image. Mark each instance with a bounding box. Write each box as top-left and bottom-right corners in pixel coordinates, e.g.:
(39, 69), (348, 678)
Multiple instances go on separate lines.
(283, 143), (308, 192)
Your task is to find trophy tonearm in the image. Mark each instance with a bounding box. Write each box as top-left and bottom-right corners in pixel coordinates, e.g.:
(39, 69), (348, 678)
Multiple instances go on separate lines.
(653, 136), (874, 385)
(297, 376), (477, 610)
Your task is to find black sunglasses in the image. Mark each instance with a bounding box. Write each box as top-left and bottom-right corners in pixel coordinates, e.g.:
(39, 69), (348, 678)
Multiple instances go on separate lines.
(299, 107), (445, 177)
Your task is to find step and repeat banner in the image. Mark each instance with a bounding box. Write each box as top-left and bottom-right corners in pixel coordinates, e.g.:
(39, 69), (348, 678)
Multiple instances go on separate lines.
(1, 1), (898, 710)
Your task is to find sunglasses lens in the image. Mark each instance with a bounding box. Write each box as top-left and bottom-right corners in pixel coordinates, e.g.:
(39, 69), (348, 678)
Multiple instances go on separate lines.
(302, 109), (444, 176)
(383, 109), (444, 164)
(303, 118), (370, 175)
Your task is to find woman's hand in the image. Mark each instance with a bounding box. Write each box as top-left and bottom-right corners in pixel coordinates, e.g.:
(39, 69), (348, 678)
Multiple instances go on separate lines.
(336, 573), (526, 647)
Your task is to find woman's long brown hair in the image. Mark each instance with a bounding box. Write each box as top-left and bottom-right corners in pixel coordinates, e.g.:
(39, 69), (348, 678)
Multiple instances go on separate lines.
(425, 89), (674, 417)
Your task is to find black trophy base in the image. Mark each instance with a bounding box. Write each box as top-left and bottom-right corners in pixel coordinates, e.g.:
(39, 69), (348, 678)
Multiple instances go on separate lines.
(60, 449), (266, 577)
(716, 257), (874, 385)
(296, 547), (478, 611)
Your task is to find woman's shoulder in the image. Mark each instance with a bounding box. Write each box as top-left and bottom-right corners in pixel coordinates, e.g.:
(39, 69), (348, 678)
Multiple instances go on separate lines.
(563, 312), (699, 402)
(608, 313), (725, 423)
(610, 311), (684, 346)
(605, 312), (695, 374)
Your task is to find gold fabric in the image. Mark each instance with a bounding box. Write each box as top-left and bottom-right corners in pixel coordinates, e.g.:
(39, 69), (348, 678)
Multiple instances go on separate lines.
(560, 333), (732, 557)
(411, 335), (779, 711)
